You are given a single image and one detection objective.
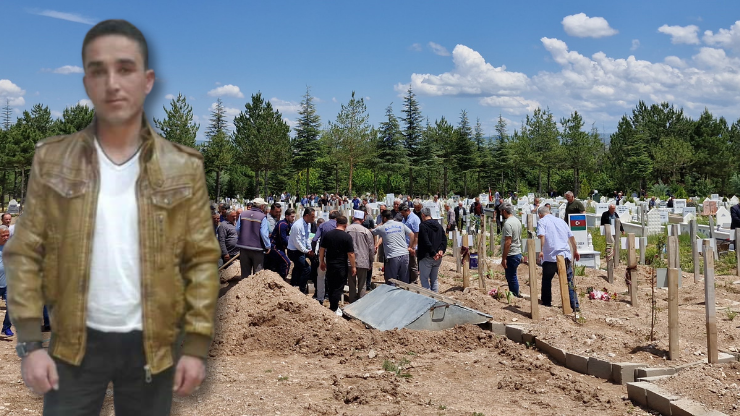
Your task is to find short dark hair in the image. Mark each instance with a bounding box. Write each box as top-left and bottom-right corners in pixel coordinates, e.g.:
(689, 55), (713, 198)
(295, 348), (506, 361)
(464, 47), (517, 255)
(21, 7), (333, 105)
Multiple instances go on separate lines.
(271, 203), (282, 210)
(336, 215), (348, 225)
(303, 207), (315, 217)
(399, 203), (409, 212)
(381, 210), (393, 221)
(329, 210), (338, 220)
(284, 208), (295, 216)
(83, 19), (149, 68)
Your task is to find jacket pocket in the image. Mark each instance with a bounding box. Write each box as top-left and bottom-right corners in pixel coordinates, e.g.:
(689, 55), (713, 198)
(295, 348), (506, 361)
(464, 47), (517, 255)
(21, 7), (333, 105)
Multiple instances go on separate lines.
(151, 185), (192, 209)
(41, 171), (89, 199)
(41, 227), (59, 306)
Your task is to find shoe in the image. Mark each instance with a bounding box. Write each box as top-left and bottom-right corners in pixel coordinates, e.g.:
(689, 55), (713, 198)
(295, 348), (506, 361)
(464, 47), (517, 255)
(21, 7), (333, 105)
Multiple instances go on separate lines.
(2, 328), (13, 337)
(335, 308), (343, 317)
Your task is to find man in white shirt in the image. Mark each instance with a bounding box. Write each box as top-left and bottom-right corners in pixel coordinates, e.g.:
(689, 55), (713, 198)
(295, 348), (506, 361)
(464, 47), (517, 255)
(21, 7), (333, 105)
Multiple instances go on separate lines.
(537, 205), (580, 311)
(287, 207), (316, 294)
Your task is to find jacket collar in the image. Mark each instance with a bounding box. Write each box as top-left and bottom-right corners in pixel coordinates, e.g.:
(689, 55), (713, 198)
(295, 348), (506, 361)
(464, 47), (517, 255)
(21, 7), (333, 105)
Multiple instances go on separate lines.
(79, 112), (165, 188)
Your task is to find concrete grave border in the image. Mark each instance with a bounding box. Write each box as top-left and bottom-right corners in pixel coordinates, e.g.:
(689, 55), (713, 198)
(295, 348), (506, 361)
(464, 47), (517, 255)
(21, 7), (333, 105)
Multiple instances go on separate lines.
(478, 320), (736, 415)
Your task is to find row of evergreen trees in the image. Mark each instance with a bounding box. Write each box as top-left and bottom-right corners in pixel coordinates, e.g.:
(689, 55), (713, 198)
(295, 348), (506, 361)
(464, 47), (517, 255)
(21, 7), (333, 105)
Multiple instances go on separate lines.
(2, 88), (740, 209)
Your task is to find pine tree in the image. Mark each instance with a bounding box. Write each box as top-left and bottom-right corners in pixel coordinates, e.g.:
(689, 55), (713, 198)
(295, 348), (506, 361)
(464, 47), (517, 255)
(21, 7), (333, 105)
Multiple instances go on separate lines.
(153, 93), (199, 148)
(327, 92), (372, 196)
(454, 110), (476, 196)
(206, 98), (230, 138)
(57, 104), (94, 134)
(201, 99), (233, 200)
(2, 99), (12, 130)
(473, 117), (486, 193)
(492, 115), (510, 192)
(292, 86), (321, 196)
(401, 87), (423, 195)
(375, 104), (408, 192)
(233, 92), (291, 197)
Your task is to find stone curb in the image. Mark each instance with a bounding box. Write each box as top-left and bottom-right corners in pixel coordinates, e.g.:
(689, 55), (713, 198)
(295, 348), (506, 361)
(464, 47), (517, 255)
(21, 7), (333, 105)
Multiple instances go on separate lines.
(478, 320), (736, 415)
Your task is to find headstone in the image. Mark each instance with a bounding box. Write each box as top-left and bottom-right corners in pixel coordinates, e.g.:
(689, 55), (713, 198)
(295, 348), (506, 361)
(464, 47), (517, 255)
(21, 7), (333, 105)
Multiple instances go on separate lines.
(730, 196), (739, 206)
(716, 207), (731, 228)
(600, 196), (607, 203)
(659, 210), (669, 225)
(569, 214), (589, 251)
(479, 194), (489, 204)
(683, 213), (695, 223)
(711, 194), (720, 201)
(423, 202), (440, 220)
(673, 199), (686, 214)
(702, 199), (718, 216)
(7, 199), (19, 215)
(647, 209), (663, 236)
(558, 204), (566, 219)
(616, 205), (630, 219)
(682, 206), (696, 216)
(385, 194), (395, 207)
(528, 193), (535, 202)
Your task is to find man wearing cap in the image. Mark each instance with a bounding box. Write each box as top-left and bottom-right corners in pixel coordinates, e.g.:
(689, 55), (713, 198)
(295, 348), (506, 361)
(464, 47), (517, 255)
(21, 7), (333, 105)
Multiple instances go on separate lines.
(373, 210), (414, 284)
(236, 198), (271, 278)
(346, 210), (375, 302)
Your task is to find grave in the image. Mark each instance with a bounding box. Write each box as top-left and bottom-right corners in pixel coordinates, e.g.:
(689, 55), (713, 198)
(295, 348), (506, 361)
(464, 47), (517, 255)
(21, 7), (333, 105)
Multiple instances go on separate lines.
(672, 199), (686, 214)
(596, 203), (609, 216)
(646, 209), (663, 236)
(730, 195), (739, 206)
(616, 205), (631, 220)
(710, 194), (720, 201)
(570, 214), (601, 268)
(682, 206), (696, 216)
(7, 199), (19, 215)
(716, 207), (731, 228)
(702, 199), (718, 216)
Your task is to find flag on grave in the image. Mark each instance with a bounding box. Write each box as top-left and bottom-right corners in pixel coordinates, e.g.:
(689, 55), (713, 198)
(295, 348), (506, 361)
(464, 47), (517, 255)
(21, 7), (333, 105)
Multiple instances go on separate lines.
(569, 214), (587, 231)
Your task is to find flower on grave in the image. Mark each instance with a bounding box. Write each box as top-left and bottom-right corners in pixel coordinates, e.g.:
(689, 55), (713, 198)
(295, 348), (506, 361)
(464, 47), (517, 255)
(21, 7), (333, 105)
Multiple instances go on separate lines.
(488, 288), (498, 297)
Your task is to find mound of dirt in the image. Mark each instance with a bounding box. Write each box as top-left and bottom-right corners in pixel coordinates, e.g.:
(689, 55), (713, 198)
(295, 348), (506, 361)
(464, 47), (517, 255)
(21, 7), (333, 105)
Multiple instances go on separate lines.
(211, 270), (506, 358)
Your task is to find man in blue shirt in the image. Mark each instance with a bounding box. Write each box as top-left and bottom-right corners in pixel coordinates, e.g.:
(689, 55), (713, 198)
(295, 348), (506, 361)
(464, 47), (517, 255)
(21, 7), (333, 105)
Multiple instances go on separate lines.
(287, 208), (316, 294)
(537, 205), (581, 311)
(400, 203), (420, 283)
(0, 225), (12, 336)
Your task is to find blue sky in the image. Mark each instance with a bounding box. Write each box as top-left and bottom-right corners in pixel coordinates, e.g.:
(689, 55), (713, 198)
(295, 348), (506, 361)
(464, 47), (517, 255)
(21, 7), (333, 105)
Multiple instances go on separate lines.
(1, 1), (739, 141)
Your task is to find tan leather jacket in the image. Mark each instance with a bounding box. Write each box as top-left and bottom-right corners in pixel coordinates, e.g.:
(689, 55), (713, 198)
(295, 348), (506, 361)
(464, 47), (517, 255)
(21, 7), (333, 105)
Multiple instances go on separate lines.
(3, 115), (220, 374)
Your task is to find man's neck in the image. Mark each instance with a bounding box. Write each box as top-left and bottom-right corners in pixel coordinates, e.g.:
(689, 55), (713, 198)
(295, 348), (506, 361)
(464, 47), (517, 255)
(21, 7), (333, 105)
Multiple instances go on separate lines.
(97, 113), (144, 165)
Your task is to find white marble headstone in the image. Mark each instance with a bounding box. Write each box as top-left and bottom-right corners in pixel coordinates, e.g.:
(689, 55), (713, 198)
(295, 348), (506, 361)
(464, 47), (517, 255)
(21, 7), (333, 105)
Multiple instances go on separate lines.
(673, 199), (686, 214)
(596, 203), (609, 217)
(647, 209), (663, 235)
(7, 199), (19, 215)
(717, 206), (731, 227)
(730, 196), (739, 205)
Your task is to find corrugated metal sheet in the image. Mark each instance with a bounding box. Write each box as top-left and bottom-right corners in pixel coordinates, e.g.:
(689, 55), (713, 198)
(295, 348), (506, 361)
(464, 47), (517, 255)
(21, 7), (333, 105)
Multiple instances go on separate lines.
(343, 284), (492, 331)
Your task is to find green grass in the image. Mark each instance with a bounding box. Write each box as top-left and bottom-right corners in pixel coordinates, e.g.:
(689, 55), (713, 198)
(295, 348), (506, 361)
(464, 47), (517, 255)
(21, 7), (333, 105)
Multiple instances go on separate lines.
(278, 376), (288, 381)
(383, 358), (412, 378)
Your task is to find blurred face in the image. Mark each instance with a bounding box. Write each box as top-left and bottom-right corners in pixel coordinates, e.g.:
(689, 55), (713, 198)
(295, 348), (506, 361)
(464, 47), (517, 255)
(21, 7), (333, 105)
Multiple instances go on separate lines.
(0, 230), (8, 245)
(566, 194), (574, 202)
(1, 214), (10, 227)
(271, 207), (282, 218)
(393, 201), (400, 210)
(286, 212), (296, 223)
(609, 205), (616, 214)
(227, 212), (237, 223)
(379, 205), (386, 211)
(83, 35), (154, 126)
(306, 212), (316, 223)
(212, 213), (219, 225)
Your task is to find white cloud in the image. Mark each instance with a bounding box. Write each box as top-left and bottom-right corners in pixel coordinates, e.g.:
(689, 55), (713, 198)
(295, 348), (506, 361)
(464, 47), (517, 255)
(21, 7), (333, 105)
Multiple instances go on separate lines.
(77, 99), (93, 108)
(479, 96), (541, 115)
(658, 24), (700, 45)
(394, 44), (530, 97)
(283, 117), (297, 129)
(207, 84), (244, 98)
(397, 38), (740, 133)
(51, 110), (62, 118)
(703, 21), (740, 51)
(409, 43), (422, 51)
(332, 97), (338, 103)
(0, 79), (26, 106)
(42, 65), (84, 74)
(28, 9), (96, 25)
(562, 13), (618, 38)
(631, 39), (640, 51)
(270, 98), (301, 114)
(428, 42), (450, 56)
(164, 94), (176, 100)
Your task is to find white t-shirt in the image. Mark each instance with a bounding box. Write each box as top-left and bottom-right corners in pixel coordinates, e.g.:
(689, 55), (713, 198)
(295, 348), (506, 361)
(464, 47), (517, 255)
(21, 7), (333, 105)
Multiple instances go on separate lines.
(86, 140), (142, 332)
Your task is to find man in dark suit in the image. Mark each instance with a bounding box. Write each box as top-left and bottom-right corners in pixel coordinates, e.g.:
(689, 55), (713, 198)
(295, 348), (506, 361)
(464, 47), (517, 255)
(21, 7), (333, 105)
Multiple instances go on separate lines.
(731, 202), (740, 230)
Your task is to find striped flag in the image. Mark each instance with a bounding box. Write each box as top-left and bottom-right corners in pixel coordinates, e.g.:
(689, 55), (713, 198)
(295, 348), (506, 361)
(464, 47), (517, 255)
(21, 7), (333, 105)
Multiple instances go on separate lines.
(569, 214), (587, 231)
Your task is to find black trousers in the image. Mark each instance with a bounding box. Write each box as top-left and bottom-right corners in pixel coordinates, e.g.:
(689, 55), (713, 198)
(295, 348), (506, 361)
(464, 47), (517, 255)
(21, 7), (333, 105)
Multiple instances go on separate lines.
(326, 264), (348, 311)
(44, 328), (175, 416)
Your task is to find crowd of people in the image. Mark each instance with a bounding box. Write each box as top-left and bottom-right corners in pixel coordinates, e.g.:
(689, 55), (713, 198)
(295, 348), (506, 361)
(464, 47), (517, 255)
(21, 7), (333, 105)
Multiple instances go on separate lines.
(211, 188), (593, 316)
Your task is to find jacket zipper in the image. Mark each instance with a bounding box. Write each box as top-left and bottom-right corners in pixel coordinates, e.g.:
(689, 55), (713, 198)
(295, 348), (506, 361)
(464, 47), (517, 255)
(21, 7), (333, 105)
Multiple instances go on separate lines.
(136, 164), (152, 382)
(78, 144), (100, 362)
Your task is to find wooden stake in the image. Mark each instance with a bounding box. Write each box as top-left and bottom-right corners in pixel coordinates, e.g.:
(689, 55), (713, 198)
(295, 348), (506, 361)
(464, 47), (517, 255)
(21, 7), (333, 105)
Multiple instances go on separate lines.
(691, 219), (700, 282)
(703, 239), (718, 363)
(614, 219), (621, 266)
(490, 216), (496, 260)
(668, 267), (679, 360)
(627, 233), (637, 268)
(462, 231), (469, 288)
(556, 255), (573, 315)
(528, 239), (539, 320)
(639, 236), (646, 265)
(708, 216), (719, 261)
(668, 234), (679, 271)
(604, 224), (614, 284)
(478, 220), (486, 290)
(736, 229), (740, 277)
(454, 229), (461, 274)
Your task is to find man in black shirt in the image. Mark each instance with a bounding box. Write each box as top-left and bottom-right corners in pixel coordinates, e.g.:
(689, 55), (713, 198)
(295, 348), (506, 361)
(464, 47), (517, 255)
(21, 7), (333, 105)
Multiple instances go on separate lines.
(319, 215), (356, 315)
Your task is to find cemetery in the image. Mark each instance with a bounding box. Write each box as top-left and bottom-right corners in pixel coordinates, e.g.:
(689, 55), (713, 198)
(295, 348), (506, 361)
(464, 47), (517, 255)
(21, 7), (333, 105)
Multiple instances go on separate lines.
(177, 192), (739, 415)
